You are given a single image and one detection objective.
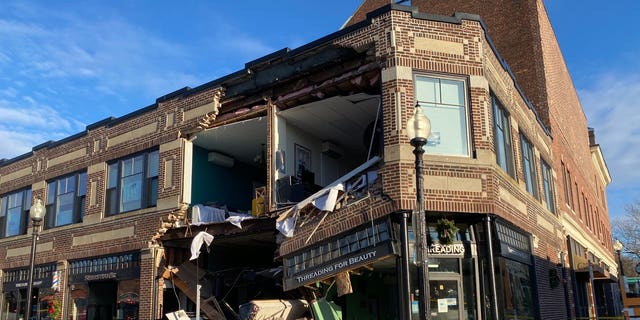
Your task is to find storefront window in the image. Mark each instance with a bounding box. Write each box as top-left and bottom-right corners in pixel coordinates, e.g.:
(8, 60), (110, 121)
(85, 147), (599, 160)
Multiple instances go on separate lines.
(499, 258), (535, 319)
(1, 290), (24, 320)
(117, 279), (140, 320)
(36, 288), (56, 320)
(626, 278), (640, 298)
(429, 258), (460, 273)
(1, 264), (56, 319)
(429, 279), (460, 319)
(462, 257), (478, 320)
(67, 252), (141, 319)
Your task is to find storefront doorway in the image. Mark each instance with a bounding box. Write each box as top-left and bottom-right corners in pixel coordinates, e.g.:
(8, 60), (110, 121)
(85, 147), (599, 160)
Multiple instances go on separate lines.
(430, 276), (463, 320)
(87, 281), (117, 319)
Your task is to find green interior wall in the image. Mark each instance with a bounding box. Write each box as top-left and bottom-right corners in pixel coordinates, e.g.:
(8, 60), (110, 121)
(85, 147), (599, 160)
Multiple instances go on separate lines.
(324, 270), (399, 320)
(191, 146), (264, 211)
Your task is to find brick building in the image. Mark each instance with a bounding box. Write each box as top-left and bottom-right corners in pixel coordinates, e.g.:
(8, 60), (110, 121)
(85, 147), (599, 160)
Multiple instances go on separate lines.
(0, 1), (618, 319)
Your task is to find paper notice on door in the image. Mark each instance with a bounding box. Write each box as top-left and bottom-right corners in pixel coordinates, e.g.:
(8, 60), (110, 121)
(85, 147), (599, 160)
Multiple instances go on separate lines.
(446, 297), (457, 306)
(437, 299), (448, 313)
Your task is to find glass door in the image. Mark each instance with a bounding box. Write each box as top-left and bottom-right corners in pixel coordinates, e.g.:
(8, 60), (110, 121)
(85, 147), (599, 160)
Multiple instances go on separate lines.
(429, 277), (463, 320)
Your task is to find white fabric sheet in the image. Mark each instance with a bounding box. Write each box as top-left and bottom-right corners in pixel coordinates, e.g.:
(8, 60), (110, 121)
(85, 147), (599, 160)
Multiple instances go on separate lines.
(192, 205), (227, 225)
(311, 183), (344, 212)
(226, 213), (253, 229)
(190, 231), (214, 260)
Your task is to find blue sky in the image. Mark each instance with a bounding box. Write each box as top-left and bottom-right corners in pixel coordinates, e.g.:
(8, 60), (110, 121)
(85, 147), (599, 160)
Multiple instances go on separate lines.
(0, 1), (638, 221)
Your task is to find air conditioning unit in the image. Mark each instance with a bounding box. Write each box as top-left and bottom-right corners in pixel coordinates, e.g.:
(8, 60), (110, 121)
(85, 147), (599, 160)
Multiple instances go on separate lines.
(208, 151), (234, 167)
(321, 141), (343, 159)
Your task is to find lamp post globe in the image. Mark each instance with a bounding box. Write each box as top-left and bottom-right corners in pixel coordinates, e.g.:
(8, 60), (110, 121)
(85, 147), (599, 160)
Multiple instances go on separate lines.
(614, 239), (623, 252)
(25, 198), (45, 320)
(29, 198), (45, 222)
(407, 103), (432, 320)
(407, 103), (431, 144)
(614, 239), (624, 276)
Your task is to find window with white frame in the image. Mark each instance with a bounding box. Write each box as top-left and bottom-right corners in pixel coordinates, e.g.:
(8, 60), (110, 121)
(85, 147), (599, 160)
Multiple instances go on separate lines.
(0, 188), (32, 238)
(106, 149), (159, 216)
(415, 75), (469, 156)
(541, 160), (555, 213)
(520, 134), (538, 198)
(492, 95), (515, 176)
(45, 171), (87, 228)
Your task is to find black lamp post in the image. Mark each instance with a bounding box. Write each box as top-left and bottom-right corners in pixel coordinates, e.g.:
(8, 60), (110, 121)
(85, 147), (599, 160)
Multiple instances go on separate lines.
(399, 210), (413, 320)
(613, 239), (626, 318)
(25, 198), (45, 320)
(407, 103), (432, 320)
(614, 239), (625, 276)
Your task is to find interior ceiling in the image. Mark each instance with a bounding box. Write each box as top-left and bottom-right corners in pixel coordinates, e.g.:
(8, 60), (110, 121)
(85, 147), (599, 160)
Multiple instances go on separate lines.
(278, 93), (380, 155)
(194, 117), (268, 165)
(194, 93), (380, 164)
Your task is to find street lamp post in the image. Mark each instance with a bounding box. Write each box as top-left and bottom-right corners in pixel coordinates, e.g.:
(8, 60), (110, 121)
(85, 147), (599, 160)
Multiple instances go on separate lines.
(614, 240), (625, 277)
(399, 210), (413, 320)
(613, 239), (628, 319)
(407, 103), (431, 320)
(25, 198), (45, 320)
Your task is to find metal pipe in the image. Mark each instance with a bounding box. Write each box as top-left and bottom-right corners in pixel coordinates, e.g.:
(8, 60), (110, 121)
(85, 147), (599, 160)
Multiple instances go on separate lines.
(484, 216), (499, 320)
(560, 251), (572, 320)
(412, 137), (430, 320)
(196, 284), (201, 320)
(399, 210), (413, 320)
(588, 261), (600, 320)
(152, 247), (158, 320)
(616, 249), (627, 319)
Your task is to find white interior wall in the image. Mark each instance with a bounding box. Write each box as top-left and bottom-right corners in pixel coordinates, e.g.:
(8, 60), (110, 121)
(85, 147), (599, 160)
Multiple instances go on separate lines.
(277, 119), (348, 187)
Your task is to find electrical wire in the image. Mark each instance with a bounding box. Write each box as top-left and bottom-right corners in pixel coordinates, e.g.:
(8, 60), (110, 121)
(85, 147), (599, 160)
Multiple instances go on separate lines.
(170, 270), (181, 310)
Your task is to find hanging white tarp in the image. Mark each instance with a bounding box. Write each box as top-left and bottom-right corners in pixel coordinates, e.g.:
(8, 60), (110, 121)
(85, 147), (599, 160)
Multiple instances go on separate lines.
(189, 231), (214, 260)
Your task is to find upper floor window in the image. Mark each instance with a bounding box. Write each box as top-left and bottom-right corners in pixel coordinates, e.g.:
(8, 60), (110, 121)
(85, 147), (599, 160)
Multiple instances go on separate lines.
(106, 149), (159, 216)
(492, 95), (515, 177)
(575, 182), (580, 218)
(0, 188), (32, 238)
(567, 169), (575, 209)
(45, 171), (87, 228)
(415, 75), (469, 156)
(541, 160), (555, 213)
(520, 134), (538, 198)
(561, 162), (570, 207)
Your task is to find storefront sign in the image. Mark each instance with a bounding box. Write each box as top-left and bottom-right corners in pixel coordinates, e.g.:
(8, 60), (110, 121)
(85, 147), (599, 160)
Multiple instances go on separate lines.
(501, 243), (531, 264)
(294, 250), (378, 284)
(68, 252), (140, 284)
(429, 243), (465, 255)
(2, 264), (55, 291)
(284, 242), (393, 290)
(84, 272), (118, 281)
(69, 268), (138, 284)
(14, 280), (44, 289)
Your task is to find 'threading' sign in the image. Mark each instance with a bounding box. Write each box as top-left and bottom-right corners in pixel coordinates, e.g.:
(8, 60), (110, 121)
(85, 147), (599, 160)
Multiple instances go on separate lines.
(291, 243), (392, 288)
(428, 243), (465, 255)
(294, 250), (378, 284)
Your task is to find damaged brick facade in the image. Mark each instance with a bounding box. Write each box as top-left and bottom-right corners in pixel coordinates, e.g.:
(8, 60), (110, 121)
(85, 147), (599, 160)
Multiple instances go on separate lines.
(0, 2), (615, 320)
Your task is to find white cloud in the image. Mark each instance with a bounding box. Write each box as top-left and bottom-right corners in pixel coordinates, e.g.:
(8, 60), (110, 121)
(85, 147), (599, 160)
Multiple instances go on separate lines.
(0, 18), (46, 37)
(0, 128), (48, 159)
(579, 72), (640, 188)
(0, 1), (309, 161)
(0, 4), (201, 97)
(0, 87), (17, 98)
(225, 35), (275, 58)
(0, 97), (85, 159)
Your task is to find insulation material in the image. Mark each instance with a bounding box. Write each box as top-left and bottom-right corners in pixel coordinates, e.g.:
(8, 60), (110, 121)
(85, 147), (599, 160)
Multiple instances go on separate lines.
(335, 272), (353, 297)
